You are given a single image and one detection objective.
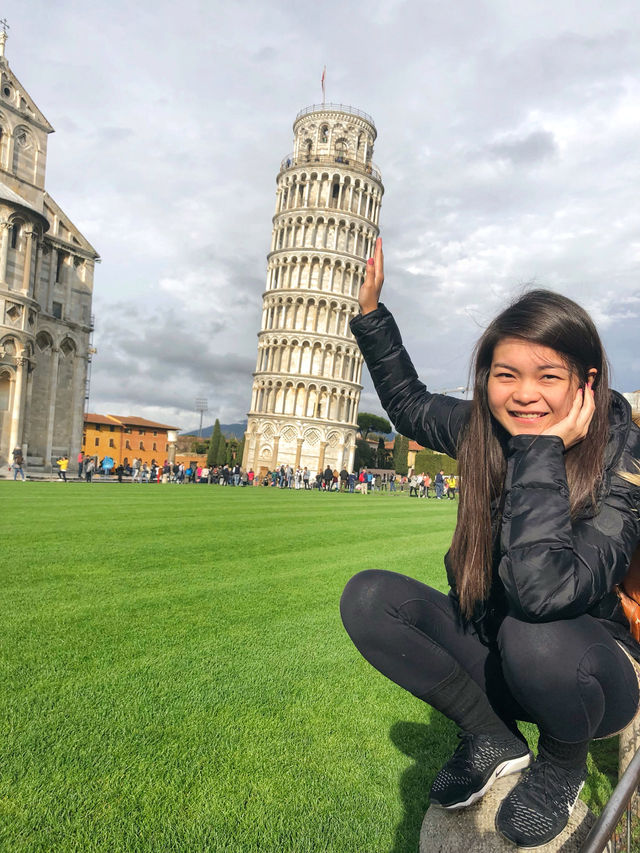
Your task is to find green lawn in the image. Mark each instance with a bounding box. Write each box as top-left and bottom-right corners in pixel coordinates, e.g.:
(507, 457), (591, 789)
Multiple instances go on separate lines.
(0, 483), (617, 852)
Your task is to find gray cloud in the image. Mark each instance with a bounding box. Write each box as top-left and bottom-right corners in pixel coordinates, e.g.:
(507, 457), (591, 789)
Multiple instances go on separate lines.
(485, 130), (558, 165)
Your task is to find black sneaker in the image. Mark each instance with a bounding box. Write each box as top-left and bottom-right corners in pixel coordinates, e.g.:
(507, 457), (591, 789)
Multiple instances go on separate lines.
(495, 758), (587, 848)
(429, 732), (532, 810)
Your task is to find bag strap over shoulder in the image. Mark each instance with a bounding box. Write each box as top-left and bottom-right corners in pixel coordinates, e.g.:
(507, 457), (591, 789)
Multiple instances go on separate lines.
(622, 546), (640, 602)
(617, 546), (640, 642)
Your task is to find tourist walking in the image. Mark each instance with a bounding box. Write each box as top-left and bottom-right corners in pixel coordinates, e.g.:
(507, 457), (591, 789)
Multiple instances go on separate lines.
(11, 447), (26, 481)
(323, 465), (333, 491)
(56, 455), (69, 481)
(84, 456), (95, 482)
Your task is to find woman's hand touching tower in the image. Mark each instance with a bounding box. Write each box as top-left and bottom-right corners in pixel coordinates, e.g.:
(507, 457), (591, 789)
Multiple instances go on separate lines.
(359, 237), (384, 315)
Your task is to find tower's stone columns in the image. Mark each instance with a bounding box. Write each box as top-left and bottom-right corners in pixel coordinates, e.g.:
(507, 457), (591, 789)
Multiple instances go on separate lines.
(0, 220), (9, 282)
(69, 353), (87, 462)
(347, 441), (355, 473)
(44, 346), (60, 470)
(32, 239), (43, 302)
(252, 431), (262, 472)
(294, 437), (303, 468)
(46, 248), (57, 313)
(271, 435), (280, 469)
(317, 440), (327, 472)
(21, 229), (35, 293)
(9, 356), (28, 453)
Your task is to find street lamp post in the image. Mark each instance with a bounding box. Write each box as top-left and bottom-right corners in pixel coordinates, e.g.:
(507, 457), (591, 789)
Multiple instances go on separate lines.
(195, 398), (209, 439)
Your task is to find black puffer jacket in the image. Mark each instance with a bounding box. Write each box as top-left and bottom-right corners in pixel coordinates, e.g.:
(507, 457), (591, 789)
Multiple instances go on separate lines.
(351, 303), (640, 659)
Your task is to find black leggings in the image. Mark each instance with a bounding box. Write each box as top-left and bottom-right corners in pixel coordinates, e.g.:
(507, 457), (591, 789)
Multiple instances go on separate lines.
(340, 570), (639, 742)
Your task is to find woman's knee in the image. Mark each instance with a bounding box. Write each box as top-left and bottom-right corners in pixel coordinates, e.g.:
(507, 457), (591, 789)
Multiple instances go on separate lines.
(498, 616), (570, 690)
(340, 569), (398, 632)
(497, 615), (640, 739)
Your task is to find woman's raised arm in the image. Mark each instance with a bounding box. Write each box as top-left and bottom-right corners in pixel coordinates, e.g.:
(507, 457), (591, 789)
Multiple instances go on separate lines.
(350, 237), (471, 457)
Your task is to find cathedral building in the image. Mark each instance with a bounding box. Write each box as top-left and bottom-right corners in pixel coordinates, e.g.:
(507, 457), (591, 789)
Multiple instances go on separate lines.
(242, 103), (384, 476)
(0, 31), (98, 472)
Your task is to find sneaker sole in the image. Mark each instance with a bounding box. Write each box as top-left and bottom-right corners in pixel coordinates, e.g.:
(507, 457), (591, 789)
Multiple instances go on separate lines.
(494, 780), (585, 848)
(434, 752), (533, 811)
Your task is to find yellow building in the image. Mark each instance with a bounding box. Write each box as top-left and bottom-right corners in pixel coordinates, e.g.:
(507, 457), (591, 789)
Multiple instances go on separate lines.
(82, 414), (179, 467)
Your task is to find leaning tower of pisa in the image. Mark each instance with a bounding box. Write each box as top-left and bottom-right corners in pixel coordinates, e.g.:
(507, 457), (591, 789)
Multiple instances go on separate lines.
(242, 103), (384, 477)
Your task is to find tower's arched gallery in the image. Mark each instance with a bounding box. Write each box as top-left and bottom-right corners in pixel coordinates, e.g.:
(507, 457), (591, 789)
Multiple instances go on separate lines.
(243, 103), (384, 475)
(0, 33), (98, 471)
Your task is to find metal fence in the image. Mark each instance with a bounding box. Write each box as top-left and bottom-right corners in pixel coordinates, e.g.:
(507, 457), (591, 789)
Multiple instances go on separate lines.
(581, 746), (640, 852)
(295, 103), (376, 126)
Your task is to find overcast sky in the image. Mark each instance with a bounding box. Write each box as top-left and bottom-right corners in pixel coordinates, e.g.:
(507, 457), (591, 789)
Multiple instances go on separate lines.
(5, 0), (639, 431)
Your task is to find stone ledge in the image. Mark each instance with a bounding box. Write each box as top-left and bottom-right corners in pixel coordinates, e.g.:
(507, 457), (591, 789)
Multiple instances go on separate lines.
(419, 773), (602, 852)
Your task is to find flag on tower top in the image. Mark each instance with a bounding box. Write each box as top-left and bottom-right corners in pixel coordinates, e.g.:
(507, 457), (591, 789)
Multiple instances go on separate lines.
(321, 66), (326, 104)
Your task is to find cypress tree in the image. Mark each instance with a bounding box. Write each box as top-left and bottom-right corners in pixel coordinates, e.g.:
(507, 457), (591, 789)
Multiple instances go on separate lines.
(207, 420), (222, 468)
(215, 432), (227, 466)
(226, 438), (238, 465)
(393, 434), (409, 475)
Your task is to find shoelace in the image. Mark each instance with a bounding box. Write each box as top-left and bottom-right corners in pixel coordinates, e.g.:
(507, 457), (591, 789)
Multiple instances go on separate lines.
(516, 760), (579, 812)
(445, 732), (477, 771)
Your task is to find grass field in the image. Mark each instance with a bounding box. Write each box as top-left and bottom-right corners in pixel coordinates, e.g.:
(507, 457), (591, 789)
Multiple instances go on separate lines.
(0, 482), (619, 852)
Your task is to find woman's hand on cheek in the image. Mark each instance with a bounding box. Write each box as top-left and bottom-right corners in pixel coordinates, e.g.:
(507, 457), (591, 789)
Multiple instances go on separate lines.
(541, 382), (596, 450)
(358, 237), (384, 315)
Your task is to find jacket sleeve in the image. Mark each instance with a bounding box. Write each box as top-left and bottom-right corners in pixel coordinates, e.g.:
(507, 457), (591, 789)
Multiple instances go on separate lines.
(350, 303), (471, 457)
(498, 434), (640, 621)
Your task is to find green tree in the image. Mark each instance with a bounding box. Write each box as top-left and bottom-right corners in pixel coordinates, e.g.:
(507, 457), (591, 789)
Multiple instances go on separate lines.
(413, 449), (457, 476)
(226, 437), (239, 464)
(207, 420), (222, 467)
(354, 438), (374, 471)
(357, 412), (391, 440)
(393, 434), (409, 475)
(237, 436), (245, 467)
(375, 436), (391, 468)
(215, 432), (227, 466)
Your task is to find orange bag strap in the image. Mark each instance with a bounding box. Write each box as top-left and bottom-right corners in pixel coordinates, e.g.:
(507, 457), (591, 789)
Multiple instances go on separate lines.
(621, 546), (640, 601)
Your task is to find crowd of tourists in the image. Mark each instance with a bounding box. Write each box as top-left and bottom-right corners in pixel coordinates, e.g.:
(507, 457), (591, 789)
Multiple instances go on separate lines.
(10, 449), (457, 496)
(181, 462), (458, 496)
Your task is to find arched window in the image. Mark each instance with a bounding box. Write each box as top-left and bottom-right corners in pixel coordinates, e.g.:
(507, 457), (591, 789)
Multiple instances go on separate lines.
(320, 125), (329, 143)
(335, 138), (348, 162)
(0, 370), (10, 410)
(10, 220), (22, 250)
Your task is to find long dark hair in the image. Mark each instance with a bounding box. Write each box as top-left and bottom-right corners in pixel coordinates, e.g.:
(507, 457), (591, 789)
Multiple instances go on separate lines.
(450, 289), (610, 618)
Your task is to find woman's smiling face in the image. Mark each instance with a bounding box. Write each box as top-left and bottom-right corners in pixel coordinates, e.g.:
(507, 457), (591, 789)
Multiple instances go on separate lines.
(487, 337), (582, 437)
